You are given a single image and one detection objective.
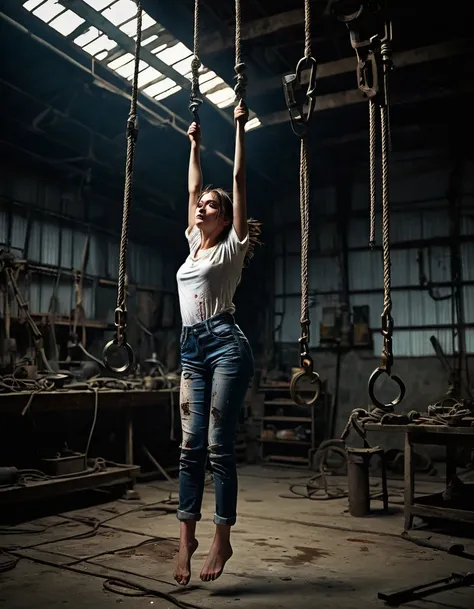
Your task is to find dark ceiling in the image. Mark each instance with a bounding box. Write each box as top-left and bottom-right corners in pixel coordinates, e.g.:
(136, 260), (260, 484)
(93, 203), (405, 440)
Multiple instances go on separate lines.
(0, 0), (472, 234)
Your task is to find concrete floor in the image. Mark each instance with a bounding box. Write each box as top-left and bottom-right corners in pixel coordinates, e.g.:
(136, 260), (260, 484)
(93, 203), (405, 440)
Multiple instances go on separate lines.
(1, 465), (473, 609)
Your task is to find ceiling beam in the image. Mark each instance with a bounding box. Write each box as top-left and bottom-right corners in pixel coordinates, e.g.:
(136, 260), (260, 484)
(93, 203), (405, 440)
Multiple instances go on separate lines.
(0, 10), (236, 171)
(259, 83), (469, 129)
(200, 8), (322, 54)
(250, 39), (473, 98)
(63, 0), (234, 127)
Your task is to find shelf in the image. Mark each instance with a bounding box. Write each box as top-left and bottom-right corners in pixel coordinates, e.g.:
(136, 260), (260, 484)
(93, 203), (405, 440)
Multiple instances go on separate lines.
(262, 416), (311, 423)
(263, 399), (296, 406)
(259, 438), (311, 446)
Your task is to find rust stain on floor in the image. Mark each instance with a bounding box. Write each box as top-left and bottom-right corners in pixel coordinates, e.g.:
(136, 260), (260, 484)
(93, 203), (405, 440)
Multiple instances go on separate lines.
(263, 546), (331, 567)
(116, 540), (177, 561)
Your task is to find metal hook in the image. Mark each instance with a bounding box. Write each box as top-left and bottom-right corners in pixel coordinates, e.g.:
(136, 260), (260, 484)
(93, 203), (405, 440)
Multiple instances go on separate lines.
(290, 368), (321, 406)
(368, 367), (405, 411)
(103, 339), (135, 374)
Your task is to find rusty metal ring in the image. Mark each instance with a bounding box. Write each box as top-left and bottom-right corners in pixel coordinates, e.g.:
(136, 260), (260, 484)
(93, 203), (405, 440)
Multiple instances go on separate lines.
(290, 370), (321, 407)
(103, 339), (135, 374)
(368, 367), (405, 411)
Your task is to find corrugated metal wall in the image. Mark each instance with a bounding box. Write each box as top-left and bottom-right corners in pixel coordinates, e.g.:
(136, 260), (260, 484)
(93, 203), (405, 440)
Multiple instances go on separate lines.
(0, 162), (178, 323)
(274, 153), (474, 357)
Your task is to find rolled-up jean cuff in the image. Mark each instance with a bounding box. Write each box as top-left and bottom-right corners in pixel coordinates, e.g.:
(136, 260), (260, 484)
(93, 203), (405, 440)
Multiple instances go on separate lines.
(177, 510), (202, 522)
(213, 513), (236, 526)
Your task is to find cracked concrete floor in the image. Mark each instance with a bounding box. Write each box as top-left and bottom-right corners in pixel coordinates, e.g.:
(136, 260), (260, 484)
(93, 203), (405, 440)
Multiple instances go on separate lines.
(1, 465), (473, 609)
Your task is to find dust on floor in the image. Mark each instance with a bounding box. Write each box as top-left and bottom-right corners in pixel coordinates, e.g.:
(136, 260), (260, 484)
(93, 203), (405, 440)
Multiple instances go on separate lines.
(1, 465), (473, 609)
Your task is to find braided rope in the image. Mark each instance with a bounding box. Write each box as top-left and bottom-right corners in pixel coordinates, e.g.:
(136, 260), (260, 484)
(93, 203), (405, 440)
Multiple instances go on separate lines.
(234, 0), (247, 103)
(300, 137), (310, 327)
(304, 0), (312, 57)
(117, 1), (142, 314)
(380, 104), (391, 313)
(189, 0), (202, 119)
(369, 100), (377, 249)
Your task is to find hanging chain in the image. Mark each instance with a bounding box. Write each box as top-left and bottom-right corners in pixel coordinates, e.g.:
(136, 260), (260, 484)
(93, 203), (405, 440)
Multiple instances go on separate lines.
(189, 0), (202, 122)
(103, 0), (142, 373)
(234, 0), (247, 103)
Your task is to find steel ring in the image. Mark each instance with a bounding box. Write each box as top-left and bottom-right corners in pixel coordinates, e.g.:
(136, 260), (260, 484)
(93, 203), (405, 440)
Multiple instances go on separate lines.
(102, 339), (135, 374)
(290, 370), (322, 407)
(368, 368), (406, 411)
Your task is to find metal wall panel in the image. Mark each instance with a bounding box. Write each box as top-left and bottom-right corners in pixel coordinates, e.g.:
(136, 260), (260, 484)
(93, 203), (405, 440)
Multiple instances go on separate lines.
(88, 233), (106, 277)
(0, 211), (7, 245)
(72, 231), (88, 271)
(461, 243), (474, 280)
(348, 250), (383, 291)
(107, 240), (119, 279)
(28, 220), (42, 262)
(61, 227), (73, 269)
(41, 222), (60, 266)
(11, 214), (27, 251)
(275, 296), (322, 345)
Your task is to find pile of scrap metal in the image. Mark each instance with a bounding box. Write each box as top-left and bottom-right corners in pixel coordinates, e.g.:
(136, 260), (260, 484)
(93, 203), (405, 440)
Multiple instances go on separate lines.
(0, 249), (179, 392)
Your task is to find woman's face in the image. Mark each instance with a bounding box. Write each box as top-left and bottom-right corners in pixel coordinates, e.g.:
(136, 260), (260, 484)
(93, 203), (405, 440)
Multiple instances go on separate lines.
(195, 192), (229, 234)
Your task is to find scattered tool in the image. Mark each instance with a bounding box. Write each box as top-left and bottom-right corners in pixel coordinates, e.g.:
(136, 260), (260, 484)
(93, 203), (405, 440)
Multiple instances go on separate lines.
(378, 572), (474, 606)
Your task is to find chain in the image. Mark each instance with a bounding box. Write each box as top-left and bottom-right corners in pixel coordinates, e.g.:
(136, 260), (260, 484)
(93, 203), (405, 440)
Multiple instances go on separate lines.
(369, 100), (377, 249)
(234, 0), (247, 103)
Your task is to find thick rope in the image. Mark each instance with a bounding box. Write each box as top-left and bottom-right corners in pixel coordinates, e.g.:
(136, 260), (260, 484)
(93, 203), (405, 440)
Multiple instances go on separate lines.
(369, 100), (377, 249)
(189, 0), (202, 119)
(380, 104), (391, 315)
(117, 1), (142, 316)
(234, 0), (247, 103)
(304, 0), (312, 58)
(300, 138), (310, 328)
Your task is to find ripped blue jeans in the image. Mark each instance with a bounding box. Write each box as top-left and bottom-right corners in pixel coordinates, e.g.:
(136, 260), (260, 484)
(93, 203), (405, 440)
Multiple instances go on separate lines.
(177, 312), (254, 526)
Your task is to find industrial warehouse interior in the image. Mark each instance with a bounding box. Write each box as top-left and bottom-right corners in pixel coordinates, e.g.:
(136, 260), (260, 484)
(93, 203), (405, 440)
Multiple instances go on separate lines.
(1, 0), (474, 607)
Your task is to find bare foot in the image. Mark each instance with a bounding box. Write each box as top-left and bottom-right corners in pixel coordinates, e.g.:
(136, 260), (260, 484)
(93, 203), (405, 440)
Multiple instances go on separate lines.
(173, 539), (198, 586)
(200, 542), (233, 582)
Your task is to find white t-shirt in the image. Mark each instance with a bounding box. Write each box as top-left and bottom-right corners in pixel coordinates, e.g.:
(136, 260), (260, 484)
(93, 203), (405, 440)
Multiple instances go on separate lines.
(176, 224), (249, 327)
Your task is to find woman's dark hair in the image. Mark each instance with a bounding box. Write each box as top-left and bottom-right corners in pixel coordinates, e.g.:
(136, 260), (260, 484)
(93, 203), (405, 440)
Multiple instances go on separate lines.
(199, 186), (262, 267)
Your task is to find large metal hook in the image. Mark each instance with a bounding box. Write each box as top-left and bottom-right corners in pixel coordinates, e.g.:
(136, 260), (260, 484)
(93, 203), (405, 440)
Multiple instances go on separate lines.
(368, 367), (405, 411)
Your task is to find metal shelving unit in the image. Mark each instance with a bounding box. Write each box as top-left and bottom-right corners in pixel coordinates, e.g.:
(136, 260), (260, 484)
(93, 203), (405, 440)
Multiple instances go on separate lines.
(257, 383), (329, 467)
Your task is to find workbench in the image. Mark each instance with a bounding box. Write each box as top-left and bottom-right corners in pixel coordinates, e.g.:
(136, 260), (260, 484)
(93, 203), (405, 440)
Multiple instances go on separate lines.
(365, 422), (474, 530)
(0, 388), (179, 505)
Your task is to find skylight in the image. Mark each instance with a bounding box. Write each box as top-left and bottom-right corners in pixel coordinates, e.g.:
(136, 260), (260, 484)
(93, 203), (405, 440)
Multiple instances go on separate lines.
(22, 0), (260, 125)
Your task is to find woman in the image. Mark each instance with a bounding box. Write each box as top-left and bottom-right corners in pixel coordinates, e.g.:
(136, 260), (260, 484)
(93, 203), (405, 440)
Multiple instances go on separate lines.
(174, 101), (260, 586)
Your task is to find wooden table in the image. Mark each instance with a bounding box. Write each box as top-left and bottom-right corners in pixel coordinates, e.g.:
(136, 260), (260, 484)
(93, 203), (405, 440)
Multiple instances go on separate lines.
(365, 422), (474, 530)
(0, 388), (179, 504)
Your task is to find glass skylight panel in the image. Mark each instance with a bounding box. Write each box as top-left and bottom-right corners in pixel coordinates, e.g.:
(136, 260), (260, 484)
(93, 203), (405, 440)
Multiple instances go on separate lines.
(155, 42), (192, 66)
(245, 117), (261, 132)
(23, 0), (46, 11)
(142, 35), (159, 46)
(82, 34), (117, 56)
(207, 88), (235, 108)
(33, 0), (64, 23)
(102, 0), (138, 26)
(143, 77), (176, 98)
(107, 52), (135, 70)
(114, 59), (147, 78)
(155, 85), (182, 101)
(172, 55), (194, 76)
(119, 14), (155, 37)
(49, 10), (85, 36)
(74, 26), (101, 48)
(200, 76), (224, 95)
(23, 0), (261, 128)
(136, 66), (162, 88)
(83, 0), (114, 10)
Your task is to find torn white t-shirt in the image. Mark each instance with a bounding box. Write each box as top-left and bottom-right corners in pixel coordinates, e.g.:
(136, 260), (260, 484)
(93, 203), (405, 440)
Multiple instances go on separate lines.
(176, 225), (249, 327)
